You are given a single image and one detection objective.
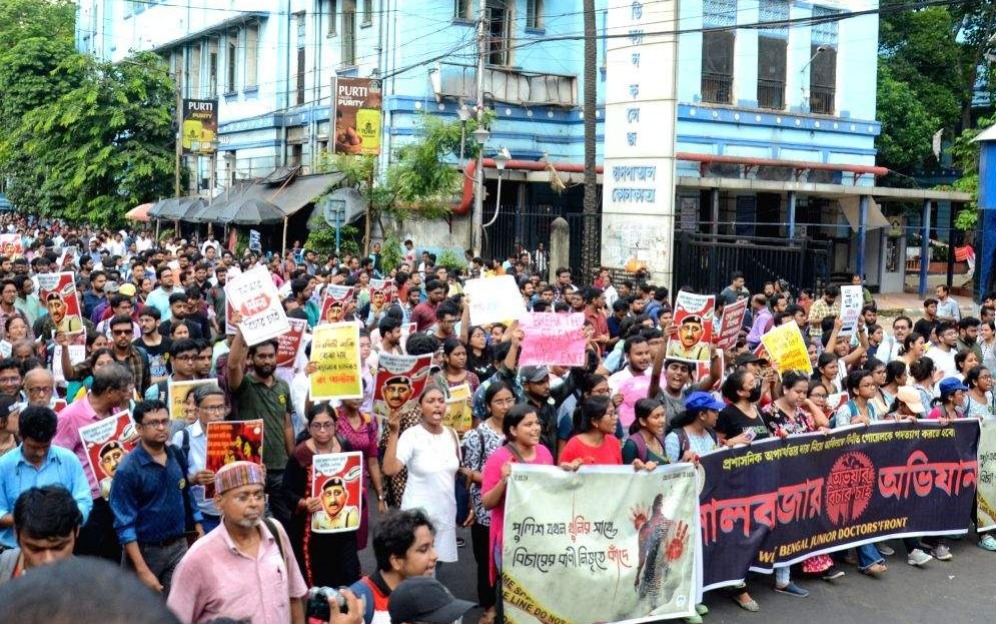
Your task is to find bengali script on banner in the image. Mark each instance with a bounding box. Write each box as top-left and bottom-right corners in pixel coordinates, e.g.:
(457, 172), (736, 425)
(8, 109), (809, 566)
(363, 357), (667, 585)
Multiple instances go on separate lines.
(698, 421), (979, 589)
(977, 420), (996, 531)
(503, 464), (701, 623)
(310, 323), (363, 401)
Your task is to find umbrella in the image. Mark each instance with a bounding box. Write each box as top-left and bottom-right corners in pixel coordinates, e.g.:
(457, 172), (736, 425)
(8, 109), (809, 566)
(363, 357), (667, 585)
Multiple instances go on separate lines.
(149, 197), (204, 221)
(125, 202), (155, 222)
(214, 197), (286, 225)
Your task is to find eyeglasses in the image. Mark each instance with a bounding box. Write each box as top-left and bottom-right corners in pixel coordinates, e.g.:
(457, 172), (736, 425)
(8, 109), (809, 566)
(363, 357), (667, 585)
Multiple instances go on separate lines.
(0, 376), (19, 384)
(26, 386), (53, 395)
(112, 329), (132, 335)
(141, 419), (170, 429)
(200, 405), (229, 414)
(310, 422), (336, 430)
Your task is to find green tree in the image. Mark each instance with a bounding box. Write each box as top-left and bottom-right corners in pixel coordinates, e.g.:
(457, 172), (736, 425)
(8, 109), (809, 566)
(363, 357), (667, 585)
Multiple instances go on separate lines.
(0, 0), (75, 49)
(875, 64), (940, 174)
(312, 114), (489, 255)
(0, 51), (176, 225)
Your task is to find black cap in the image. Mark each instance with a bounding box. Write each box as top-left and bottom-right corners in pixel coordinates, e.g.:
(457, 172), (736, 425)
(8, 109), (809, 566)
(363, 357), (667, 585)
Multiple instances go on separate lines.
(735, 353), (768, 367)
(388, 577), (475, 624)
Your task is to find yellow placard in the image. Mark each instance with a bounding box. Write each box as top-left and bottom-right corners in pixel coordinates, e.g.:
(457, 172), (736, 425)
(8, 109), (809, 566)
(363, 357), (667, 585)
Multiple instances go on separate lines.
(760, 322), (813, 376)
(442, 384), (473, 434)
(310, 323), (363, 401)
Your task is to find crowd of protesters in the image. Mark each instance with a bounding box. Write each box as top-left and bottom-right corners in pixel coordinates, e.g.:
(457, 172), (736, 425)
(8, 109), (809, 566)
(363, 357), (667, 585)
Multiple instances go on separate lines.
(0, 213), (993, 624)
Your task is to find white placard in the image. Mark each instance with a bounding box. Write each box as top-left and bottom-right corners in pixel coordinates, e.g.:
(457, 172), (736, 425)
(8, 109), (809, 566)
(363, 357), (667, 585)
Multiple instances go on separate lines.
(463, 275), (527, 326)
(839, 285), (863, 337)
(224, 265), (290, 346)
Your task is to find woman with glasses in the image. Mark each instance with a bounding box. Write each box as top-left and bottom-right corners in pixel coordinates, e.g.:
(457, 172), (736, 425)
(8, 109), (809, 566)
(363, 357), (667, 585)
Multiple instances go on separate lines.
(281, 402), (361, 588)
(964, 365), (995, 419)
(336, 395), (386, 551)
(460, 381), (515, 624)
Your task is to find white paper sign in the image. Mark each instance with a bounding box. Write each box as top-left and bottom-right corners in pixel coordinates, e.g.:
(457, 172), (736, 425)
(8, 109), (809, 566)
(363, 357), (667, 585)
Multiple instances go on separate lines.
(463, 275), (527, 326)
(224, 265), (290, 346)
(52, 345), (87, 384)
(839, 285), (863, 337)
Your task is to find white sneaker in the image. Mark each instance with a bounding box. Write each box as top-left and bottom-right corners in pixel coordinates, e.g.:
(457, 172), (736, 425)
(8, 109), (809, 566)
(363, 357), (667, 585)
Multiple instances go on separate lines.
(907, 548), (932, 566)
(932, 544), (953, 561)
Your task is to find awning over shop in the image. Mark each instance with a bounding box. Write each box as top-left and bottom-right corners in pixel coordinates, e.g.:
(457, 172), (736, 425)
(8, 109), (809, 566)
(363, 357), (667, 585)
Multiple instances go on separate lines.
(149, 197), (204, 220)
(194, 172), (345, 224)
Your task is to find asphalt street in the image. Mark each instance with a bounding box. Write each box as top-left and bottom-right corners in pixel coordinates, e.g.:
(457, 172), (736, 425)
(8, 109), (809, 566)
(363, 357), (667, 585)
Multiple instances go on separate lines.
(356, 514), (995, 624)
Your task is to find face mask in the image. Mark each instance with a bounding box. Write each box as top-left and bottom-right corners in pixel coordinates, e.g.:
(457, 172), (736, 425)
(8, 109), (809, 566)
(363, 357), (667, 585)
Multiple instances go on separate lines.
(748, 384), (763, 403)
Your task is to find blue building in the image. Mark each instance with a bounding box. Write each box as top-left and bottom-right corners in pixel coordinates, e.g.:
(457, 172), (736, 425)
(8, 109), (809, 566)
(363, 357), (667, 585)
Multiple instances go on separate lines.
(79, 0), (969, 292)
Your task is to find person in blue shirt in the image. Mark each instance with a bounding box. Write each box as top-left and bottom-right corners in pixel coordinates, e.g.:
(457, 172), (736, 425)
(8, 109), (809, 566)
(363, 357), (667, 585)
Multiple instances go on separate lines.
(109, 399), (203, 596)
(0, 406), (92, 549)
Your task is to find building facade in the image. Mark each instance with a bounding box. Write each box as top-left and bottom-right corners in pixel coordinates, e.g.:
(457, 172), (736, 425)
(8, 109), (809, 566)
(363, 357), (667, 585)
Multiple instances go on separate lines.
(77, 0), (969, 291)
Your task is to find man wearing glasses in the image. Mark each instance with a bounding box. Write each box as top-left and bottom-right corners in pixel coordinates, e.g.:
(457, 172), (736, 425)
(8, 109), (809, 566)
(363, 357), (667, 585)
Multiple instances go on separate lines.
(110, 399), (202, 596)
(53, 364), (134, 563)
(172, 385), (229, 532)
(61, 314), (152, 396)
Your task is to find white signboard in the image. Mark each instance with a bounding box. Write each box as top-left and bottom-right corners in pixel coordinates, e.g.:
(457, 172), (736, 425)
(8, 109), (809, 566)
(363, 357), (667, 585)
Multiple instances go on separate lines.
(463, 276), (526, 326)
(224, 265), (290, 346)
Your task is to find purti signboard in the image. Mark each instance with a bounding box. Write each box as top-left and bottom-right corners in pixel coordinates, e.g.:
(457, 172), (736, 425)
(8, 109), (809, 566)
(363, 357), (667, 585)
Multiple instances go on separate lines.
(182, 99), (219, 155)
(332, 77), (383, 156)
(601, 0), (678, 285)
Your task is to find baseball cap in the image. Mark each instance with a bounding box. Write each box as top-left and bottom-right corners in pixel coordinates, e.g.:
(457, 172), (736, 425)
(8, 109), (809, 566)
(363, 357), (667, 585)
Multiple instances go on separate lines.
(388, 577), (475, 624)
(939, 377), (969, 396)
(105, 281), (120, 294)
(735, 353), (768, 367)
(684, 390), (725, 412)
(119, 283), (136, 297)
(895, 386), (925, 414)
(520, 365), (550, 383)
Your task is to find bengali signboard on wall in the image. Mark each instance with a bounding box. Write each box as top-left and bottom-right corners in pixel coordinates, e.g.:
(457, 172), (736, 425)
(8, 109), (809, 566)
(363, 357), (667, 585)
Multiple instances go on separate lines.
(601, 0), (679, 285)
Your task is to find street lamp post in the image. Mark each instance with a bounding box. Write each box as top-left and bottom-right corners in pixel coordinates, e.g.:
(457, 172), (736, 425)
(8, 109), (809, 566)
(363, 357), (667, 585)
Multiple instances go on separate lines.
(487, 147), (511, 232)
(457, 103), (471, 164)
(471, 125), (490, 257)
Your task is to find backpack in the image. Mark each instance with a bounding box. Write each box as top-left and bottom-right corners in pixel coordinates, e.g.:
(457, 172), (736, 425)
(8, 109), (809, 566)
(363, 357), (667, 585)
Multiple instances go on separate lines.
(626, 431), (665, 462)
(674, 427), (718, 459)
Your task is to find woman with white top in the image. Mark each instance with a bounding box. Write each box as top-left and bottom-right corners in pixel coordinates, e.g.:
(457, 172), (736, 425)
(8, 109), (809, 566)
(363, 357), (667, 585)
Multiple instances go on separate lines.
(383, 385), (461, 565)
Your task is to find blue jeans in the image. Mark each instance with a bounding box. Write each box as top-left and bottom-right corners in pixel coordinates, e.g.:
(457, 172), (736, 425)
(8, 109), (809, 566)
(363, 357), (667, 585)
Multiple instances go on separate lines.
(775, 566), (791, 586)
(857, 543), (884, 569)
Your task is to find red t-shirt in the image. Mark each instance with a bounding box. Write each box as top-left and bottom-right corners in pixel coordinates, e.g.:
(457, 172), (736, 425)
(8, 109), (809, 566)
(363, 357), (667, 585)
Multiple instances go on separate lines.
(560, 434), (622, 466)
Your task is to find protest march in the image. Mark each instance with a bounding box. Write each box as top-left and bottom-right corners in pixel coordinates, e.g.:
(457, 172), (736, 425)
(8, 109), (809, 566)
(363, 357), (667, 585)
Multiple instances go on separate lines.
(1, 216), (996, 624)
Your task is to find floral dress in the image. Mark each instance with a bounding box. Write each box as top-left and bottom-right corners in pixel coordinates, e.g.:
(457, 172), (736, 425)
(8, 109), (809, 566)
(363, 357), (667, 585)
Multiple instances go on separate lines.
(760, 402), (835, 575)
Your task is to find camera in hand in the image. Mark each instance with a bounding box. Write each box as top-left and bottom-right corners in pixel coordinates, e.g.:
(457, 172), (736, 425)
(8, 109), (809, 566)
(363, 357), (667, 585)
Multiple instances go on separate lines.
(306, 586), (349, 621)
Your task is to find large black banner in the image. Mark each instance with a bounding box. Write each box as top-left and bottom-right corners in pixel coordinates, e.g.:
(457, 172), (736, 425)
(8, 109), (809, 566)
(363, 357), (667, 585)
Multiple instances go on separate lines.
(699, 421), (979, 589)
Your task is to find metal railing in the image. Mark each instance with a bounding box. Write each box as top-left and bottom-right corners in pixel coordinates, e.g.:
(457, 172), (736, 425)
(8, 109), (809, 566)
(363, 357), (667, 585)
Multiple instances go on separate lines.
(701, 72), (733, 104)
(809, 85), (835, 115)
(672, 231), (832, 296)
(484, 209), (601, 275)
(758, 79), (785, 110)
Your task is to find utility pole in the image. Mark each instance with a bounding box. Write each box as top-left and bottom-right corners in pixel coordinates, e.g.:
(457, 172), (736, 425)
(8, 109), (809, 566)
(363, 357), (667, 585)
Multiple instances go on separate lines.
(472, 0), (487, 258)
(174, 68), (183, 200)
(581, 0), (599, 283)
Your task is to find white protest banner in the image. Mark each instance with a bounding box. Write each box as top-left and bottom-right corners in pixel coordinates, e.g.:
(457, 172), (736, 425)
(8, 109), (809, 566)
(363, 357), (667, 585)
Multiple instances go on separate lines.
(839, 285), (863, 337)
(225, 265), (290, 345)
(52, 345), (86, 383)
(978, 420), (996, 531)
(518, 312), (586, 367)
(503, 464), (701, 623)
(714, 298), (747, 350)
(463, 275), (526, 325)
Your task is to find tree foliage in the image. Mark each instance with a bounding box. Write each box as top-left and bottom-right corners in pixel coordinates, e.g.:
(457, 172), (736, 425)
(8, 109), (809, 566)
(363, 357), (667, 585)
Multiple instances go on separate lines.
(312, 112), (494, 250)
(0, 0), (176, 227)
(876, 1), (996, 176)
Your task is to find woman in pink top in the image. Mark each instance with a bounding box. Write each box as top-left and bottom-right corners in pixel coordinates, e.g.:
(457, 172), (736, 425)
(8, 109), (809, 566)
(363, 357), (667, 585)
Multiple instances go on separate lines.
(481, 403), (554, 587)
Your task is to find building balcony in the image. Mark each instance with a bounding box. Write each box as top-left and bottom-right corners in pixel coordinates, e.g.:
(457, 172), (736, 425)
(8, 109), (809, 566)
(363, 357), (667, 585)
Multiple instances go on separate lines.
(809, 85), (836, 115)
(701, 72), (733, 105)
(430, 62), (577, 108)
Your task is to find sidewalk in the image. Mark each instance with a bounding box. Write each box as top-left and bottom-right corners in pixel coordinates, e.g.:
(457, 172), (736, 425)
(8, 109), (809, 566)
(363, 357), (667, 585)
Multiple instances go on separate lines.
(874, 292), (977, 317)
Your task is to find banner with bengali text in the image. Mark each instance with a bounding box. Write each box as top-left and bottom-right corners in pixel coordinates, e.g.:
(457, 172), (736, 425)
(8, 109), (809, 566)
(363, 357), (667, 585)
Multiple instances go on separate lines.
(503, 464), (701, 623)
(977, 420), (996, 531)
(698, 421), (979, 589)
